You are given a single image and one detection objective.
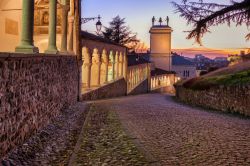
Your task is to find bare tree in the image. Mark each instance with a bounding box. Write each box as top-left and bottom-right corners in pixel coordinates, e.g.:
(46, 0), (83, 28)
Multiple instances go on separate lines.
(172, 0), (250, 45)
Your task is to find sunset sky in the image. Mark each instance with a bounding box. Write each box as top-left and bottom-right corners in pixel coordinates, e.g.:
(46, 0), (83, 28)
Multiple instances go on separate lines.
(82, 0), (249, 58)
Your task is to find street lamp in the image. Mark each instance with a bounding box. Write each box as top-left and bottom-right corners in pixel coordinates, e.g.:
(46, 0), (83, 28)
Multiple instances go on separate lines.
(81, 15), (102, 33)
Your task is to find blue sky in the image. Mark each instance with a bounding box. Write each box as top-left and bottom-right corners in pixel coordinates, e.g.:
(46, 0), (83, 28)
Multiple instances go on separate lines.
(82, 0), (249, 57)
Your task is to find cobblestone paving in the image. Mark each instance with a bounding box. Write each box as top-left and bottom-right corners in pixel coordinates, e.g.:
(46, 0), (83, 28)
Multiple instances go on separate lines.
(70, 104), (149, 166)
(104, 94), (250, 165)
(2, 103), (89, 166)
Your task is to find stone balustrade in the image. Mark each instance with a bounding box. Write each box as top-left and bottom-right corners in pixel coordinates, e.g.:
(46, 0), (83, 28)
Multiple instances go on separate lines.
(127, 64), (150, 93)
(151, 74), (179, 91)
(81, 47), (127, 93)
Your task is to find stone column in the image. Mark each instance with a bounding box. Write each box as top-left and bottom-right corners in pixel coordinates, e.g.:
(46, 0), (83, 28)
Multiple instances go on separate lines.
(85, 63), (92, 89)
(112, 61), (115, 80)
(68, 17), (74, 52)
(164, 76), (167, 86)
(119, 53), (124, 77)
(102, 50), (109, 83)
(97, 62), (101, 86)
(109, 51), (115, 81)
(45, 0), (58, 54)
(136, 68), (139, 84)
(144, 67), (147, 78)
(138, 68), (140, 82)
(152, 78), (155, 89)
(135, 68), (138, 85)
(115, 52), (119, 78)
(138, 68), (141, 82)
(132, 69), (135, 87)
(103, 62), (108, 83)
(133, 69), (136, 85)
(61, 4), (69, 53)
(129, 70), (132, 90)
(140, 67), (143, 81)
(124, 53), (128, 80)
(151, 78), (153, 89)
(16, 0), (38, 53)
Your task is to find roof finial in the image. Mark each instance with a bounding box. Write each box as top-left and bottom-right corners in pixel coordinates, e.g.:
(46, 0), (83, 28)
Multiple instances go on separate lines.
(159, 17), (162, 26)
(166, 16), (169, 26)
(152, 16), (155, 26)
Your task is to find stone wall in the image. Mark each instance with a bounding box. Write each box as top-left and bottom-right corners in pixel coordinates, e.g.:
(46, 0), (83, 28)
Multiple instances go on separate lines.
(128, 79), (149, 96)
(0, 53), (79, 159)
(151, 86), (176, 94)
(81, 78), (127, 101)
(175, 85), (250, 116)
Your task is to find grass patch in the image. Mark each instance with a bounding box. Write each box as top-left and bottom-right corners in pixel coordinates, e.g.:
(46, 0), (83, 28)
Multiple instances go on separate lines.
(183, 69), (250, 90)
(73, 104), (149, 165)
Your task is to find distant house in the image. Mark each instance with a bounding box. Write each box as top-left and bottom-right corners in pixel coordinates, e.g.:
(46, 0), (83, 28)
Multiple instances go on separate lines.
(171, 53), (197, 79)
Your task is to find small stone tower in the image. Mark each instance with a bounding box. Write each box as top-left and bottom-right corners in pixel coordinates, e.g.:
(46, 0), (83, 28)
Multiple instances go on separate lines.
(150, 16), (173, 71)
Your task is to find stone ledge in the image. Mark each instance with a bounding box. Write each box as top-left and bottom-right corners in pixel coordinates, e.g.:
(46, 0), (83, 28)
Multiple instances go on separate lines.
(0, 52), (76, 58)
(81, 77), (127, 101)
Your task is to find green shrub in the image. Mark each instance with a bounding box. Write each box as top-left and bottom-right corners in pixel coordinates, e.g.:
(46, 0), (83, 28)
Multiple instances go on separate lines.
(183, 70), (250, 90)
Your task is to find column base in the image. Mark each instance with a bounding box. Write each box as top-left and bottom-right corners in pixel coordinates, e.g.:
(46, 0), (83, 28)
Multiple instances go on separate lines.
(103, 81), (109, 84)
(59, 51), (69, 55)
(84, 88), (92, 91)
(45, 49), (58, 54)
(15, 45), (39, 54)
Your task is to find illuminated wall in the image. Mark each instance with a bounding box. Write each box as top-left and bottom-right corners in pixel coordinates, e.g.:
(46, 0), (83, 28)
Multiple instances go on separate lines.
(0, 0), (22, 52)
(150, 26), (173, 71)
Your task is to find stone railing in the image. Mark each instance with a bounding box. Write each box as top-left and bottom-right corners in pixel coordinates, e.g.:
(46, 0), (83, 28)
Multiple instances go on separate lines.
(81, 47), (127, 92)
(81, 32), (127, 96)
(151, 74), (179, 91)
(127, 63), (150, 93)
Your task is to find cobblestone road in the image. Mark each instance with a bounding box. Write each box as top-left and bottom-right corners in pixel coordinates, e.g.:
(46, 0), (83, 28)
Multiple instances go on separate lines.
(104, 94), (250, 165)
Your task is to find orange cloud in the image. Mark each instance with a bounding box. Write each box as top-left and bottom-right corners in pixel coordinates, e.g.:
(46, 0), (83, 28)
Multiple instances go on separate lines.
(172, 47), (249, 58)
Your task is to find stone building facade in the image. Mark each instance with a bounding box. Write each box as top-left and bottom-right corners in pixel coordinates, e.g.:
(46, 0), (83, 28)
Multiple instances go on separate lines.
(150, 25), (173, 71)
(0, 0), (80, 55)
(149, 17), (196, 81)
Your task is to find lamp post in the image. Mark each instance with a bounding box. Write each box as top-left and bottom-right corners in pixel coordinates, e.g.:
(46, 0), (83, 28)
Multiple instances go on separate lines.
(81, 15), (102, 34)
